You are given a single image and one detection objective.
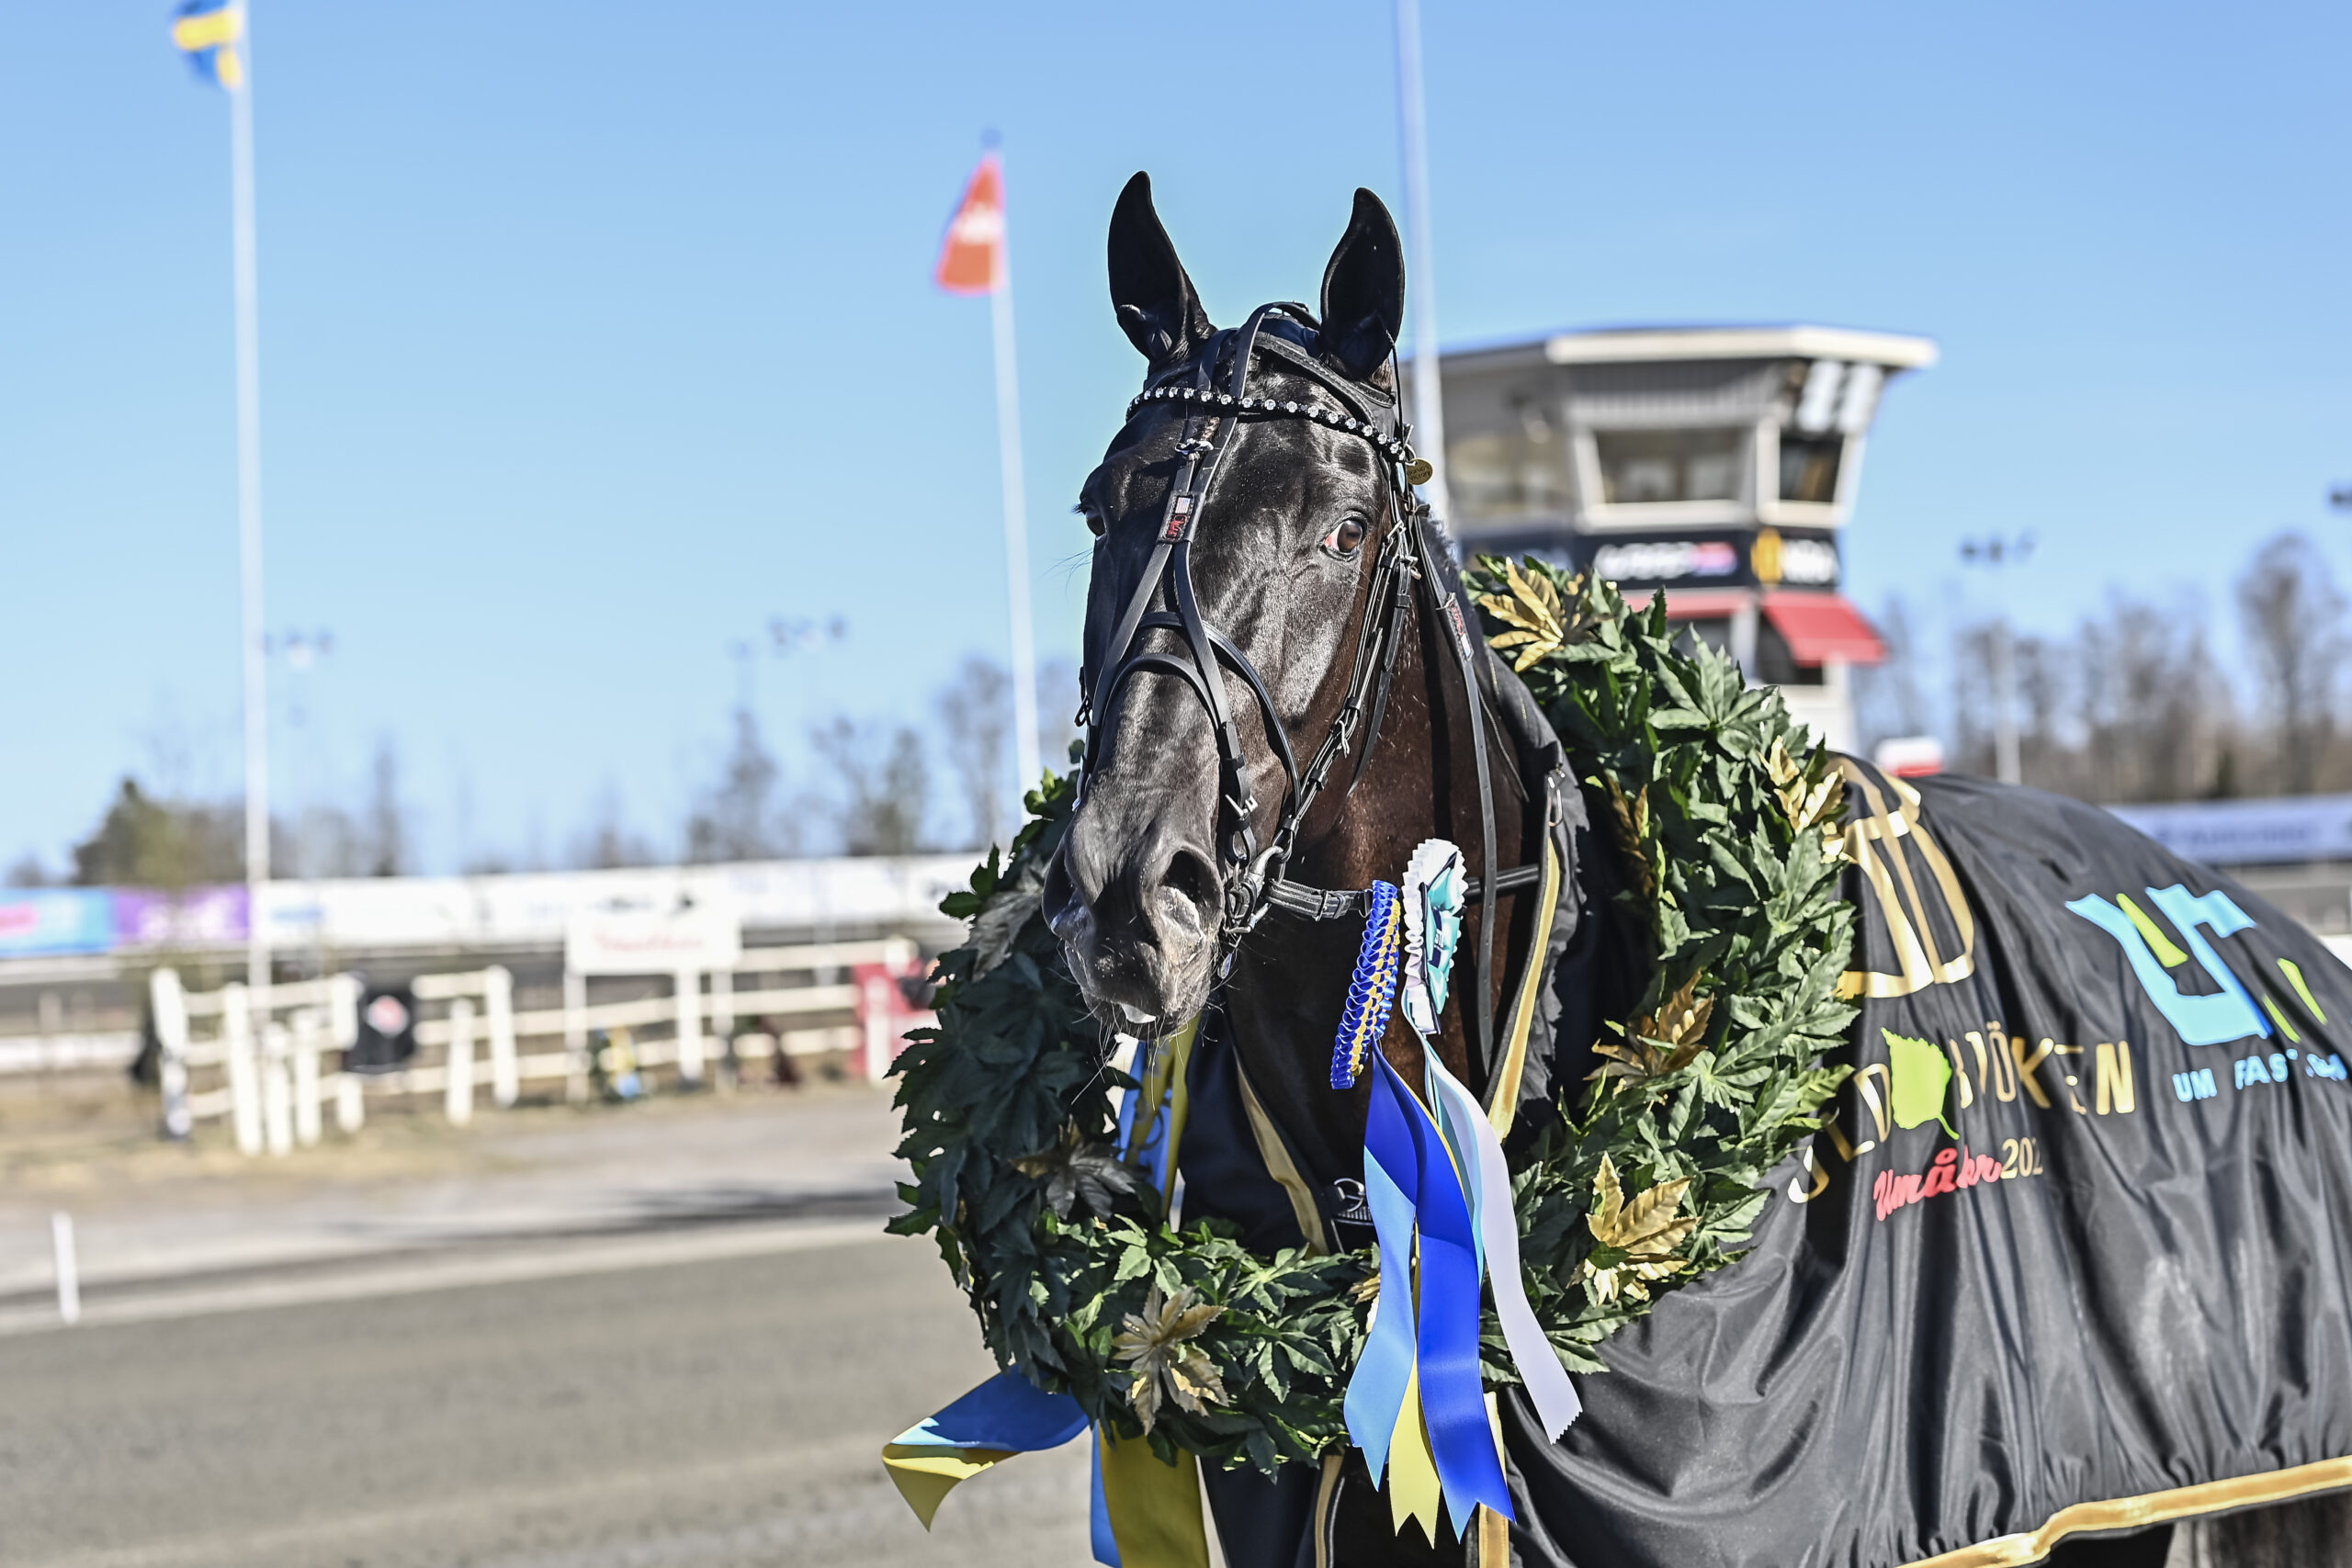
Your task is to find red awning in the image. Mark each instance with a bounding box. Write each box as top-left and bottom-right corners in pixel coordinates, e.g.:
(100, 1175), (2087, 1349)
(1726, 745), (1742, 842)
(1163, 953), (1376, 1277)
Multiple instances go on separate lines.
(1764, 592), (1885, 666)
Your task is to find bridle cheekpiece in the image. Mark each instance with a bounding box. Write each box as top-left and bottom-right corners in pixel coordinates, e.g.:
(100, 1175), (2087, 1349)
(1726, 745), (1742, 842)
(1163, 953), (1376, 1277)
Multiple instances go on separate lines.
(1077, 302), (1447, 968)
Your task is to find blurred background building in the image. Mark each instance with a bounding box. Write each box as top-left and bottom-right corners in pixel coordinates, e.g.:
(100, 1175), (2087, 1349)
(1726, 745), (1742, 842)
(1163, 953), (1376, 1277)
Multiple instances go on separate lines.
(1413, 324), (1935, 750)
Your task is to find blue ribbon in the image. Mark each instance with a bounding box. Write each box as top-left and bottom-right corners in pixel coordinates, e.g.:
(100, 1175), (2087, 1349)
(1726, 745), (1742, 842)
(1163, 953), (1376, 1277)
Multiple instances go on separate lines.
(1346, 1050), (1423, 1482)
(1347, 1052), (1513, 1533)
(1090, 1429), (1121, 1565)
(1383, 1051), (1513, 1529)
(1331, 882), (1403, 1089)
(891, 1368), (1090, 1453)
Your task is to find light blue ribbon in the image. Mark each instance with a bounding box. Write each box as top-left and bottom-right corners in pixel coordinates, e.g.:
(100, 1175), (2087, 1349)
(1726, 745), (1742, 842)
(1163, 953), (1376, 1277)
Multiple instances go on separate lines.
(1350, 1050), (1513, 1531)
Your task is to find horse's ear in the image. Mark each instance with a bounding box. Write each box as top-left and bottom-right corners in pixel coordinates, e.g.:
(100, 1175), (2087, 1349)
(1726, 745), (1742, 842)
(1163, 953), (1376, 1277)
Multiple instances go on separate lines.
(1109, 172), (1211, 364)
(1318, 188), (1405, 381)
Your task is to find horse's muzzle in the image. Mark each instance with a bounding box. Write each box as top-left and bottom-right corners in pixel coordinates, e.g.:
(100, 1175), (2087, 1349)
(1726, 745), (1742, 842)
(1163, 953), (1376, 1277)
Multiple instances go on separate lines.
(1042, 807), (1223, 1026)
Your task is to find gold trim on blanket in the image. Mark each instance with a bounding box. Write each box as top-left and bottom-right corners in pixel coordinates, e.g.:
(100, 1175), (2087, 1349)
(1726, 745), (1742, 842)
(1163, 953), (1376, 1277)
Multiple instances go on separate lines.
(1901, 1458), (2352, 1567)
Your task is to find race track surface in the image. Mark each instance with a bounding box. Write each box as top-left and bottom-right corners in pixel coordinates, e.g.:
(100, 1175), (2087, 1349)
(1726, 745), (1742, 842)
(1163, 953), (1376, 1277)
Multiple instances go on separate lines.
(0, 1234), (1092, 1568)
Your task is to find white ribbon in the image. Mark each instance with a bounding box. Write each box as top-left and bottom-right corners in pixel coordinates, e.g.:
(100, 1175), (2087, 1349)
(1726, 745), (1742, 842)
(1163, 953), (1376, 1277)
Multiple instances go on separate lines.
(1423, 1054), (1584, 1441)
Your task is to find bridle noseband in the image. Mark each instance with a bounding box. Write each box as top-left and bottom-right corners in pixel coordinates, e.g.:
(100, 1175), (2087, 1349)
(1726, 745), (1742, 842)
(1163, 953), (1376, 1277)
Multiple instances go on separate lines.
(1076, 302), (1517, 1057)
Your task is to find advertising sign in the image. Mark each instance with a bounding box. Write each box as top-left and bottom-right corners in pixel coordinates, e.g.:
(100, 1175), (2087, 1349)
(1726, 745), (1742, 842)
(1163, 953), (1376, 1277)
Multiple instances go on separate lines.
(2109, 793), (2352, 869)
(564, 903), (742, 976)
(0, 890), (116, 958)
(1571, 526), (1839, 592)
(113, 886), (250, 948)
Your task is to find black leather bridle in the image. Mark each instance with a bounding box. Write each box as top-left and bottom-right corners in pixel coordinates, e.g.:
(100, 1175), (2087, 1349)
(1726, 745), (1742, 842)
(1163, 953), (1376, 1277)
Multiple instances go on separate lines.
(1077, 302), (1534, 1063)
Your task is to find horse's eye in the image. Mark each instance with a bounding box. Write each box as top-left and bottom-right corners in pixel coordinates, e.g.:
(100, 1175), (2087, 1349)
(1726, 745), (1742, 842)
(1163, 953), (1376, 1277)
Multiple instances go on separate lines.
(1321, 518), (1368, 558)
(1078, 503), (1105, 538)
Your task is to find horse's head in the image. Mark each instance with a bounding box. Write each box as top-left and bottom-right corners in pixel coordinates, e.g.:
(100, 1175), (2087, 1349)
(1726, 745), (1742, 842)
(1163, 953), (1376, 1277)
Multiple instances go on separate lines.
(1042, 174), (1411, 1029)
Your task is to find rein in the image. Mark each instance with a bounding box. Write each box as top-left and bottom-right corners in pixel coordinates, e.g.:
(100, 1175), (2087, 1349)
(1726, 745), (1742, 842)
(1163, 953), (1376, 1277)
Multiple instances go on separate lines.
(1076, 301), (1532, 1072)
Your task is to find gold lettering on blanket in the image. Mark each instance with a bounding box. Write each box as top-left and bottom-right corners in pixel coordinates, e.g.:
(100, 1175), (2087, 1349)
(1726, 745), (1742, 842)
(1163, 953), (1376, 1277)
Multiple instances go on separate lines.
(1836, 763), (1978, 1000)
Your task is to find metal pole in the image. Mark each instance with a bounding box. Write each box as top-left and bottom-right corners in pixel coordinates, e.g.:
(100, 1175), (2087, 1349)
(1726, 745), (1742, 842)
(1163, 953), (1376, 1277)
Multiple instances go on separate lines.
(1394, 0), (1453, 525)
(1991, 615), (2020, 786)
(989, 161), (1042, 804)
(230, 6), (270, 993)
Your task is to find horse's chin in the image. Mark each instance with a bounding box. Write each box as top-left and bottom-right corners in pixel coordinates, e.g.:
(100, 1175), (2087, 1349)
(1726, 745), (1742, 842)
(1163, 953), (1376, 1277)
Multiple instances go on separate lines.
(1057, 932), (1218, 1038)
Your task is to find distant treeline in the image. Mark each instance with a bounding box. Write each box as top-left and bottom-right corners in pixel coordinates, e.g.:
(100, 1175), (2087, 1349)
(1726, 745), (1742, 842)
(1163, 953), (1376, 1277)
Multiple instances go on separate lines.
(1857, 530), (2345, 803)
(6, 658), (1080, 886)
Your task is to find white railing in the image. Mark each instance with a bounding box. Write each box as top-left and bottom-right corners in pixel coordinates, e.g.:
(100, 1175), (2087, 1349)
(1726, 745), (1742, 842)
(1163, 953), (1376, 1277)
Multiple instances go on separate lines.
(0, 1032), (142, 1076)
(151, 937), (927, 1155)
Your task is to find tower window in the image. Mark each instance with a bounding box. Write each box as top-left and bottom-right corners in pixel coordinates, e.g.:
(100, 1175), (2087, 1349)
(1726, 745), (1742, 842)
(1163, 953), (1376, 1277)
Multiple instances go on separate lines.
(1779, 435), (1843, 503)
(1595, 429), (1743, 504)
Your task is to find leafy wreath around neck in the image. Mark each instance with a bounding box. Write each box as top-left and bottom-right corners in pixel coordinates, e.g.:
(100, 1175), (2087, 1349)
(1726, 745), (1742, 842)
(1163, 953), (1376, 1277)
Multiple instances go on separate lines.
(888, 558), (1860, 1475)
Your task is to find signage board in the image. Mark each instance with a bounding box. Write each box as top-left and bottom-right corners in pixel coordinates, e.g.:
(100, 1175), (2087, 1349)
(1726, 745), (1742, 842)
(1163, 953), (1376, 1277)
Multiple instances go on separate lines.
(564, 904), (742, 975)
(2108, 794), (2352, 870)
(1566, 526), (1840, 592)
(0, 890), (116, 958)
(114, 886), (249, 948)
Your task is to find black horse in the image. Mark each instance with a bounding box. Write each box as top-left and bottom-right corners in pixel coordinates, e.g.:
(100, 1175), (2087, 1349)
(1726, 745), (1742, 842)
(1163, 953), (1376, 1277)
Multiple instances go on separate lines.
(1043, 174), (2352, 1568)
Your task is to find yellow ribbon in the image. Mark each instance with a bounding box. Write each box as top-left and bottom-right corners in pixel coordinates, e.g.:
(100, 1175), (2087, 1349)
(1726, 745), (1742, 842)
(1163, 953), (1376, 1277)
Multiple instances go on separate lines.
(880, 1443), (1017, 1530)
(1385, 1367), (1444, 1542)
(1098, 1424), (1212, 1567)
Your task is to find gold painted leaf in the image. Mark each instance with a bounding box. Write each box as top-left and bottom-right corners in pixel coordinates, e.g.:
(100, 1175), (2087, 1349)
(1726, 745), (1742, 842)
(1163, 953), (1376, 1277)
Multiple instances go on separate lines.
(1768, 739), (1847, 835)
(1475, 559), (1591, 671)
(1585, 976), (1715, 1093)
(1112, 1284), (1229, 1434)
(1587, 1154), (1695, 1253)
(1577, 1155), (1698, 1303)
(1602, 777), (1657, 901)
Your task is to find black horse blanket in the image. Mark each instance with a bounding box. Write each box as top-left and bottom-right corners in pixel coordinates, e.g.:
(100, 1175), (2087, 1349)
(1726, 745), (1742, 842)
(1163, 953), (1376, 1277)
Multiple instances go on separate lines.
(1180, 761), (2352, 1565)
(1503, 762), (2352, 1567)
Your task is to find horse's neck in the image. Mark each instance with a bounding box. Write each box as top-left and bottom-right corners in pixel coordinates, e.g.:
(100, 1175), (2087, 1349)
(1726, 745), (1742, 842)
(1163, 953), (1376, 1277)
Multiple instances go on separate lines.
(1217, 591), (1528, 1192)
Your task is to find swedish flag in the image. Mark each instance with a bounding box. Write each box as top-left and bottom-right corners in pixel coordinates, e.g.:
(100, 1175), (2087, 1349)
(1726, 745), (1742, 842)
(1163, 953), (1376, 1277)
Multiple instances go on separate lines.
(170, 0), (243, 92)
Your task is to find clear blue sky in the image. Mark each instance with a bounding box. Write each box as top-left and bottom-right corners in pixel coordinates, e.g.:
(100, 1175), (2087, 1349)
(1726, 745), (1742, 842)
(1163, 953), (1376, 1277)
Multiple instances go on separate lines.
(3, 1), (2345, 874)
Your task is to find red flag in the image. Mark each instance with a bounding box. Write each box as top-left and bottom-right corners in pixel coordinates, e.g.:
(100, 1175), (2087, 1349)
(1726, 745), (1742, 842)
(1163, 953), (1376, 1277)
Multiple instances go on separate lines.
(934, 152), (1004, 296)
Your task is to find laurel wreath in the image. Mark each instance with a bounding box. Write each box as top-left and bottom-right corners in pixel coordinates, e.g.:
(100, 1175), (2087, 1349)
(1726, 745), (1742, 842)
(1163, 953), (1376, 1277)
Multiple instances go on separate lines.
(888, 560), (1859, 1472)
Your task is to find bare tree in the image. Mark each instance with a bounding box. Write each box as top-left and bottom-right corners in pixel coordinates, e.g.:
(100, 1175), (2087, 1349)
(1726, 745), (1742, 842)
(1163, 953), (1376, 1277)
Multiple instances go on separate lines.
(570, 784), (656, 870)
(1036, 654), (1086, 777)
(365, 739), (410, 877)
(935, 656), (1011, 852)
(686, 707), (785, 863)
(1946, 590), (2228, 805)
(6, 853), (54, 887)
(811, 718), (932, 856)
(2235, 532), (2346, 794)
(289, 804), (368, 878)
(1853, 595), (1934, 754)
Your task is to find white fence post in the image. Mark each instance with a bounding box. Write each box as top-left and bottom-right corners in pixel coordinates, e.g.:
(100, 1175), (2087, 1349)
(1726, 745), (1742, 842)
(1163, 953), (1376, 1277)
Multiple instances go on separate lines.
(446, 998), (477, 1126)
(673, 968), (704, 1087)
(223, 982), (264, 1156)
(291, 1009), (322, 1147)
(861, 973), (894, 1084)
(562, 968), (589, 1104)
(485, 965), (518, 1109)
(261, 1021), (295, 1157)
(335, 1070), (366, 1134)
(330, 971), (360, 1055)
(51, 1213), (80, 1326)
(153, 967), (192, 1141)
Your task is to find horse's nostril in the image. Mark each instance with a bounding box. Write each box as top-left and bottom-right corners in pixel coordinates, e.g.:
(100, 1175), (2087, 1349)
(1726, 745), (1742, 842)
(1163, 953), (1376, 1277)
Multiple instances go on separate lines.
(1042, 840), (1081, 938)
(1161, 845), (1220, 926)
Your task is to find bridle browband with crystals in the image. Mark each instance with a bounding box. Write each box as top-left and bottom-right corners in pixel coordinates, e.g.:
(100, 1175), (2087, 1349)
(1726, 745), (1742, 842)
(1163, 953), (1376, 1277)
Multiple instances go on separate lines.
(1077, 301), (1537, 1066)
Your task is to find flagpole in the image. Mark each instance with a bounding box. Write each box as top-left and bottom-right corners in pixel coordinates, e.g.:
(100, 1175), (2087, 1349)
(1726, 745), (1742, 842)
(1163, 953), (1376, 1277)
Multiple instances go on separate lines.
(1394, 0), (1453, 525)
(230, 5), (270, 992)
(988, 156), (1042, 806)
